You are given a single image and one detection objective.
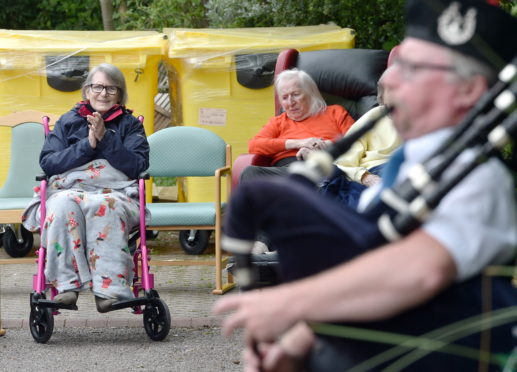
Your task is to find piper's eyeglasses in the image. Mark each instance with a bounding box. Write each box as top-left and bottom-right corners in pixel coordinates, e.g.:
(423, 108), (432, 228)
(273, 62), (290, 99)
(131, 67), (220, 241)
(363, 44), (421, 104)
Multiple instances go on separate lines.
(392, 57), (456, 79)
(88, 84), (119, 95)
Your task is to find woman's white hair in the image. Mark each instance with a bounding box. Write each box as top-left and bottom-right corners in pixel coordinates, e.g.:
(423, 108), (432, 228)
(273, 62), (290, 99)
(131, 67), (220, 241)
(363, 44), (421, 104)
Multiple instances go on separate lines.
(82, 63), (128, 105)
(275, 68), (327, 117)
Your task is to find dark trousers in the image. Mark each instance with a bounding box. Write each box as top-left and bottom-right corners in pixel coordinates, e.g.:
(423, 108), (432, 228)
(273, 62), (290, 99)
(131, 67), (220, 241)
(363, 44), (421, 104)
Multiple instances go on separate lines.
(224, 175), (517, 371)
(319, 164), (385, 209)
(239, 156), (298, 182)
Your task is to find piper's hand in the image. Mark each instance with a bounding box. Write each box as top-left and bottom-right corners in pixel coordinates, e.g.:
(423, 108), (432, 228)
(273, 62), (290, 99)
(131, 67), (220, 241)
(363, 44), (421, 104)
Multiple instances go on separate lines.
(243, 342), (303, 372)
(212, 286), (296, 342)
(86, 112), (106, 142)
(243, 322), (314, 372)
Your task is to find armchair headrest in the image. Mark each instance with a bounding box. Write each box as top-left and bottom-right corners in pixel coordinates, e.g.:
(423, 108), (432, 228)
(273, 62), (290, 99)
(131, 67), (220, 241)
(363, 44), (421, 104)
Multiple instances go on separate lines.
(276, 48), (390, 119)
(296, 49), (389, 100)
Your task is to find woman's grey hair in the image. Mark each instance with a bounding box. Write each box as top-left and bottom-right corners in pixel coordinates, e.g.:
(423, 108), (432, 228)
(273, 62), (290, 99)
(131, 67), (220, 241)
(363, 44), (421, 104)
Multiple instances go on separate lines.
(275, 68), (327, 117)
(82, 63), (128, 105)
(448, 49), (497, 85)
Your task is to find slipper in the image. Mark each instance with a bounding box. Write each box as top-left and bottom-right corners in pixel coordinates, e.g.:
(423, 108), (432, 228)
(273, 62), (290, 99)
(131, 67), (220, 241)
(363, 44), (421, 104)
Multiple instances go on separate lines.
(95, 295), (117, 313)
(54, 291), (79, 306)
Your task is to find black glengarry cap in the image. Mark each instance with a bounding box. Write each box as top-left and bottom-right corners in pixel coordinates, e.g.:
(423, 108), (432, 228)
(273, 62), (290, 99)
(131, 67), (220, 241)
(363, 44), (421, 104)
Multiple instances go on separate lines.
(405, 0), (517, 69)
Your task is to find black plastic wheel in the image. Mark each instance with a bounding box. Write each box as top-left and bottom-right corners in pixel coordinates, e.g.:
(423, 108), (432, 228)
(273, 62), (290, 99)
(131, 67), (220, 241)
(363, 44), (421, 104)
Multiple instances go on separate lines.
(3, 224), (34, 258)
(143, 298), (171, 341)
(179, 230), (211, 255)
(29, 304), (54, 343)
(145, 230), (160, 240)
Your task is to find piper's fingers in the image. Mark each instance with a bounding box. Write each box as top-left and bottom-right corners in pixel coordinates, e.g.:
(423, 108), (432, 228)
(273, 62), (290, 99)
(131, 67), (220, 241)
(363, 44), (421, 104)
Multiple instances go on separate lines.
(221, 310), (248, 337)
(212, 295), (241, 315)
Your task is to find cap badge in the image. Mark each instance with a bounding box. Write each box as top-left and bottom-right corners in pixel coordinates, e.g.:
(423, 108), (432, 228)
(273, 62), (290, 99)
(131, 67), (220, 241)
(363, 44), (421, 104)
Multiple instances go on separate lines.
(437, 2), (477, 45)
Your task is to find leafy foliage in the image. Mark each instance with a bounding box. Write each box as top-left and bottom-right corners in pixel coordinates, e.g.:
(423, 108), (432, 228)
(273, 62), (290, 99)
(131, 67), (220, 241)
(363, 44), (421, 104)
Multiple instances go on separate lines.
(501, 0), (517, 16)
(112, 0), (209, 30)
(0, 0), (103, 30)
(3, 0), (516, 52)
(0, 0), (403, 49)
(205, 0), (405, 49)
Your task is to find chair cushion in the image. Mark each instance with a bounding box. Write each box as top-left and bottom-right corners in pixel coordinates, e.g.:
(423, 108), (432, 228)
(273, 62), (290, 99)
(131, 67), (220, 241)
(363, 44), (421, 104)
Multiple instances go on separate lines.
(0, 197), (33, 210)
(0, 122), (44, 198)
(147, 202), (226, 226)
(147, 126), (227, 177)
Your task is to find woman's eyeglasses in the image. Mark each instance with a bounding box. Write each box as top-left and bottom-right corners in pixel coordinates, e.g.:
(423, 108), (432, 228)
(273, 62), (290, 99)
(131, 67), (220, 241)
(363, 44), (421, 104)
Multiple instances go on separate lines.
(88, 84), (119, 95)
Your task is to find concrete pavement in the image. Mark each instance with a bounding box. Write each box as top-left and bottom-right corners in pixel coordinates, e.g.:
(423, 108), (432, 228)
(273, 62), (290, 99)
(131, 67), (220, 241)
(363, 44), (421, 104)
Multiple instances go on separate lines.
(0, 231), (236, 330)
(0, 232), (247, 371)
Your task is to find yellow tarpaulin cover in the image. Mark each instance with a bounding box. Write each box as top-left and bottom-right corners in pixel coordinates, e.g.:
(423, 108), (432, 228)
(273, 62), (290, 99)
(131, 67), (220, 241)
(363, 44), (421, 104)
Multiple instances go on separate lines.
(166, 25), (355, 58)
(0, 30), (168, 186)
(164, 25), (355, 202)
(0, 30), (168, 69)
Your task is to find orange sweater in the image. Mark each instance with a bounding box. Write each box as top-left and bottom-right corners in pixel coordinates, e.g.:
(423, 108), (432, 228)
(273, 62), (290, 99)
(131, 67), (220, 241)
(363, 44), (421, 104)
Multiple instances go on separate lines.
(248, 105), (355, 165)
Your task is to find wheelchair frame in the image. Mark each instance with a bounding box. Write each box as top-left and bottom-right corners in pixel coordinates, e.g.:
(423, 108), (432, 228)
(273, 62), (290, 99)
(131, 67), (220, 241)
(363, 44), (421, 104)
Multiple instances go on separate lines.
(29, 115), (171, 343)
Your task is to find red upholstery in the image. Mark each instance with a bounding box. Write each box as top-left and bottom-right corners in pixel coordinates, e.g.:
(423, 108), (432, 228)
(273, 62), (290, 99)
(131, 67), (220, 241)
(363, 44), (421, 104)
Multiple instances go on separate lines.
(273, 49), (299, 115)
(231, 153), (273, 189)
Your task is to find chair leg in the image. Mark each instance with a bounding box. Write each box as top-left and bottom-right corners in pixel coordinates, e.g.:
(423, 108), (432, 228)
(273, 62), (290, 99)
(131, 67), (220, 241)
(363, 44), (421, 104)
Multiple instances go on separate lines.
(0, 269), (5, 336)
(215, 236), (222, 292)
(212, 230), (235, 295)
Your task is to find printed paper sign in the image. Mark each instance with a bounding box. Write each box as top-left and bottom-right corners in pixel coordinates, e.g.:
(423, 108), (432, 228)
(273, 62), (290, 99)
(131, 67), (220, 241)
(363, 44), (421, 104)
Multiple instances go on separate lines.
(199, 107), (227, 126)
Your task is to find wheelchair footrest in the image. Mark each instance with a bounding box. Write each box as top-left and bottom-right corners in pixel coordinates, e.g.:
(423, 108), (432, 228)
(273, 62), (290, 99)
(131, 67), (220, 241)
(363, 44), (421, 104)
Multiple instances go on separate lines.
(109, 297), (157, 311)
(35, 299), (78, 311)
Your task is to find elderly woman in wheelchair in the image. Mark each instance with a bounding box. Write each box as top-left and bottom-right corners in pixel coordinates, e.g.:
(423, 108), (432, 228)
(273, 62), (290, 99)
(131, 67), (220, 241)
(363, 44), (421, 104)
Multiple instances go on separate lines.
(23, 63), (149, 313)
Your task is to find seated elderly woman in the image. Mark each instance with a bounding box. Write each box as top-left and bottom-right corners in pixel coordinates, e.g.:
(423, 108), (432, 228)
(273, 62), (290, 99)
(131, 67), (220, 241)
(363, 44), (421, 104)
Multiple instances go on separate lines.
(22, 63), (149, 313)
(240, 68), (355, 181)
(320, 70), (402, 208)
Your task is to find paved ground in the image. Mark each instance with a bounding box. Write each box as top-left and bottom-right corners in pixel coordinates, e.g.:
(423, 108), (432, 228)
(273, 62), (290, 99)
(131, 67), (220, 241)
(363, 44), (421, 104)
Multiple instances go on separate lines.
(0, 327), (244, 371)
(0, 231), (245, 371)
(0, 231), (235, 328)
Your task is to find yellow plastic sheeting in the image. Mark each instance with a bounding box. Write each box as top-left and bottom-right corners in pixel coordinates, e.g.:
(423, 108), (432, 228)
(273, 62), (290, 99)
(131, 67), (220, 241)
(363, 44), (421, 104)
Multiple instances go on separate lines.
(164, 25), (355, 202)
(167, 25), (355, 60)
(0, 30), (168, 66)
(0, 30), (168, 136)
(0, 30), (167, 190)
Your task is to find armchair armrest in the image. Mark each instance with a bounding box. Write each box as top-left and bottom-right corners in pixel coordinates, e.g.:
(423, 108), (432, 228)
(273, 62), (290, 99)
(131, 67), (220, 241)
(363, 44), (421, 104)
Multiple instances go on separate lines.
(231, 153), (274, 189)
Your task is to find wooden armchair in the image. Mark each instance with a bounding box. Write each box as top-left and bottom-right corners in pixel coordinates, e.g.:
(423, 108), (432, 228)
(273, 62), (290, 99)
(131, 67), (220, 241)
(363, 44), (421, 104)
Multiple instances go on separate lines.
(0, 110), (59, 257)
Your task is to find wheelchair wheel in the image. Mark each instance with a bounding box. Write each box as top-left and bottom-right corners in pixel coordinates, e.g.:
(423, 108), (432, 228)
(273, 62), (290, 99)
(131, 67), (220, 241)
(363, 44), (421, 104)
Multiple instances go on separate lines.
(29, 304), (54, 343)
(3, 224), (34, 258)
(146, 230), (160, 240)
(143, 298), (171, 341)
(179, 230), (211, 255)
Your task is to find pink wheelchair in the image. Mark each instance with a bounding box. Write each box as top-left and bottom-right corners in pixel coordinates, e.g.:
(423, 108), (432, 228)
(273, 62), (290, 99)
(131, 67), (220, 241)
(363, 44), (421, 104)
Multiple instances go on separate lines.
(29, 115), (170, 343)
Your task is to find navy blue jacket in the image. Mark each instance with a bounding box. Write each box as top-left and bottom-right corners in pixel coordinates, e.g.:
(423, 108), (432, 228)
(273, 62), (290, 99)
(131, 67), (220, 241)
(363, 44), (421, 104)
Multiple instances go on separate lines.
(40, 103), (150, 179)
